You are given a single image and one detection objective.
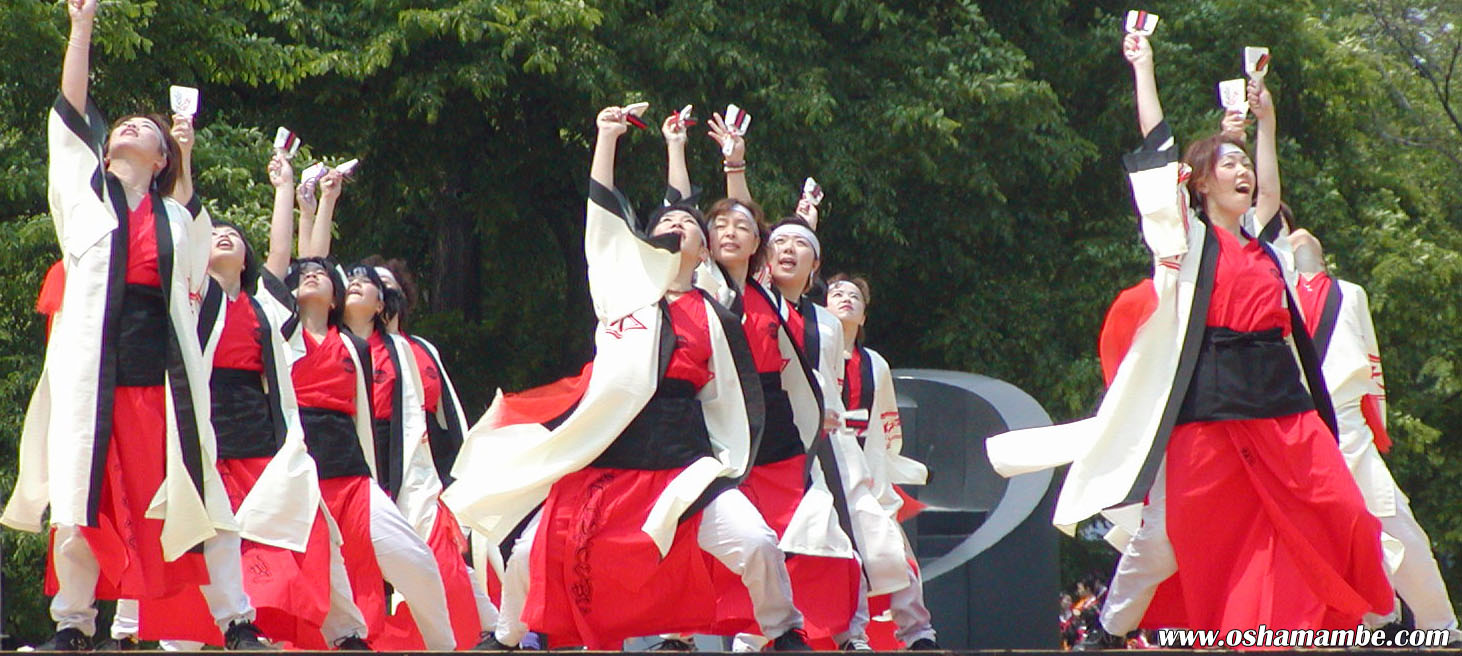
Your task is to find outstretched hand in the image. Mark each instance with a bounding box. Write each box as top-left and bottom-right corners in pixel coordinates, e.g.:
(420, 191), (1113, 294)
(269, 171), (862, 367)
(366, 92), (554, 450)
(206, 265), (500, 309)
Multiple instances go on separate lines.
(1220, 111), (1249, 141)
(707, 112), (746, 162)
(796, 198), (819, 230)
(319, 169), (344, 203)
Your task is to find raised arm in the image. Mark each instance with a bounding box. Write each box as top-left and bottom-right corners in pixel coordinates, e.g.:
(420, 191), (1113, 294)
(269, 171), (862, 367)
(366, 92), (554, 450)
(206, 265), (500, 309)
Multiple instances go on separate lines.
(707, 113), (750, 203)
(1123, 34), (1164, 138)
(295, 177), (318, 257)
(305, 169), (343, 257)
(61, 0), (97, 115)
(1248, 78), (1281, 229)
(169, 114), (196, 208)
(590, 106), (631, 190)
(662, 113), (691, 201)
(265, 153), (295, 278)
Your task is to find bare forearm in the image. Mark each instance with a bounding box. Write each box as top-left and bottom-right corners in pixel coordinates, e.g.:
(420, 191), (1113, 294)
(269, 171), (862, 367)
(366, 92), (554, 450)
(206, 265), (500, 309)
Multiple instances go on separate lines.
(590, 132), (618, 189)
(666, 143), (691, 200)
(310, 199), (336, 257)
(266, 186), (294, 278)
(726, 169), (751, 204)
(61, 21), (92, 115)
(1133, 67), (1164, 137)
(297, 207), (316, 257)
(1253, 118), (1281, 224)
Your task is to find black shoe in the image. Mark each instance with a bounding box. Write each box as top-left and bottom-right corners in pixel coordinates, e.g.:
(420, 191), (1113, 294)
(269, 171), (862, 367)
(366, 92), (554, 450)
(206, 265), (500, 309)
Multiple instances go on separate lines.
(474, 632), (517, 651)
(333, 635), (372, 651)
(34, 629), (92, 651)
(224, 621), (276, 650)
(838, 638), (872, 651)
(649, 638), (695, 651)
(769, 628), (811, 651)
(91, 636), (139, 651)
(908, 638), (941, 650)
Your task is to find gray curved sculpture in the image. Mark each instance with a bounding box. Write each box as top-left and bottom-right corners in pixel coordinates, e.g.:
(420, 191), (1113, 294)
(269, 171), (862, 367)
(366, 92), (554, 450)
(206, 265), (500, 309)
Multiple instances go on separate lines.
(892, 369), (1058, 649)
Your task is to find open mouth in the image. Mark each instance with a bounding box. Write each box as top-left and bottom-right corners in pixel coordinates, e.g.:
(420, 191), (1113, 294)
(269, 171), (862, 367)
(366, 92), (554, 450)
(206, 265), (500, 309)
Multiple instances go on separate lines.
(1236, 181), (1252, 195)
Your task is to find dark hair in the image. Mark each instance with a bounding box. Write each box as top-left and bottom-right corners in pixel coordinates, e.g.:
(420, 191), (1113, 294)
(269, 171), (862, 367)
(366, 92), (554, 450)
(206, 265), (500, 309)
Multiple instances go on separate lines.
(209, 220), (261, 292)
(645, 204), (709, 246)
(1278, 201), (1295, 232)
(360, 255), (418, 332)
(1181, 132), (1249, 212)
(705, 197), (768, 274)
(107, 114), (183, 196)
(826, 273), (872, 344)
(286, 256), (346, 326)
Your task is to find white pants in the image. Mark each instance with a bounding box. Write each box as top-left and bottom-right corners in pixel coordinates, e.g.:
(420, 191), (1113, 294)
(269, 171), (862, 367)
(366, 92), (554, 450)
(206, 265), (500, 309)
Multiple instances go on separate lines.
(1366, 491), (1460, 638)
(366, 481), (457, 650)
(51, 525), (254, 638)
(1099, 465), (1174, 636)
(495, 489), (803, 645)
(885, 535), (936, 645)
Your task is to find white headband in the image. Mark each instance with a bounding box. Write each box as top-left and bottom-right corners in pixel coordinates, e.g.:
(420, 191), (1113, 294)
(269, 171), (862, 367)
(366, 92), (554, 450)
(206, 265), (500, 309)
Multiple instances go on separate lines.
(769, 223), (821, 259)
(828, 279), (861, 297)
(727, 202), (755, 224)
(1216, 142), (1246, 158)
(374, 266), (398, 287)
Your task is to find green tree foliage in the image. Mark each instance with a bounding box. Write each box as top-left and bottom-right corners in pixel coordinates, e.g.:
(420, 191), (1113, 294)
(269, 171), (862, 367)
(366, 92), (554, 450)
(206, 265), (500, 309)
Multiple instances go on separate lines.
(1, 0), (1460, 640)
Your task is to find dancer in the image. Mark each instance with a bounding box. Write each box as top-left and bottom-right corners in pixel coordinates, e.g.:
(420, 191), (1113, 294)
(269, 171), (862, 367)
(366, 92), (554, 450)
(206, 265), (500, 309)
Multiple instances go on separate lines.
(446, 104), (809, 651)
(341, 261), (486, 649)
(110, 155), (371, 649)
(826, 274), (938, 650)
(3, 0), (268, 648)
(1289, 229), (1461, 643)
(987, 32), (1392, 634)
(283, 170), (457, 650)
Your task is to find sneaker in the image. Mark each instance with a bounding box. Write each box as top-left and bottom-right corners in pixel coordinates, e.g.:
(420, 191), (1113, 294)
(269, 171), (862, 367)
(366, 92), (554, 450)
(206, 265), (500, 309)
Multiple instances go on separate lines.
(907, 638), (941, 650)
(91, 636), (139, 651)
(473, 632), (517, 651)
(34, 629), (91, 652)
(333, 635), (372, 651)
(838, 638), (872, 651)
(224, 621), (276, 650)
(649, 638), (695, 651)
(768, 629), (810, 651)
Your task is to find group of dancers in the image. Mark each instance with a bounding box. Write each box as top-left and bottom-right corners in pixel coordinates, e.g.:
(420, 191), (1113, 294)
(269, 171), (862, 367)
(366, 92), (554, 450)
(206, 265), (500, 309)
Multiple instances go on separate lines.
(6, 0), (939, 650)
(989, 28), (1461, 645)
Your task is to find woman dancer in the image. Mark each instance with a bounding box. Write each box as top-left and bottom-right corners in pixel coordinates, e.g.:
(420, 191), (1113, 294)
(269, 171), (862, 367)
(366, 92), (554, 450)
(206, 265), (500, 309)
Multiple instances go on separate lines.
(987, 33), (1392, 634)
(283, 171), (457, 650)
(446, 104), (809, 651)
(826, 274), (937, 650)
(112, 155), (372, 649)
(3, 0), (265, 648)
(340, 261), (486, 649)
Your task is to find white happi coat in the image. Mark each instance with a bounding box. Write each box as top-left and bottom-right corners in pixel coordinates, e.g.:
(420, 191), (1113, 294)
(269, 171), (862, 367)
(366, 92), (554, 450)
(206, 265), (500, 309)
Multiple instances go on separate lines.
(377, 332), (442, 540)
(3, 96), (234, 561)
(281, 317), (379, 485)
(404, 334), (471, 477)
(985, 121), (1328, 543)
(1317, 278), (1398, 518)
(849, 347), (930, 514)
(196, 273), (321, 552)
(444, 182), (757, 557)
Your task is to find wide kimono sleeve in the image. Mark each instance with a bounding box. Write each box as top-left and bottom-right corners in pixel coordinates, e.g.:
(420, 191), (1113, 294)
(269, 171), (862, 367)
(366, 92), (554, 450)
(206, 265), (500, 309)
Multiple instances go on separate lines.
(1123, 121), (1191, 262)
(48, 94), (112, 259)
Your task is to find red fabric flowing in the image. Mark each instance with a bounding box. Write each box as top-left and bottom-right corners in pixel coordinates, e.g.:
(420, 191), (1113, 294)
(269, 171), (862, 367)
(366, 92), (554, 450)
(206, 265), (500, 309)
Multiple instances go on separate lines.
(1139, 228), (1392, 634)
(1098, 279), (1158, 387)
(46, 386), (209, 602)
(524, 467), (726, 649)
(320, 476), (389, 641)
(135, 458), (335, 648)
(713, 456), (861, 642)
(492, 363), (594, 429)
